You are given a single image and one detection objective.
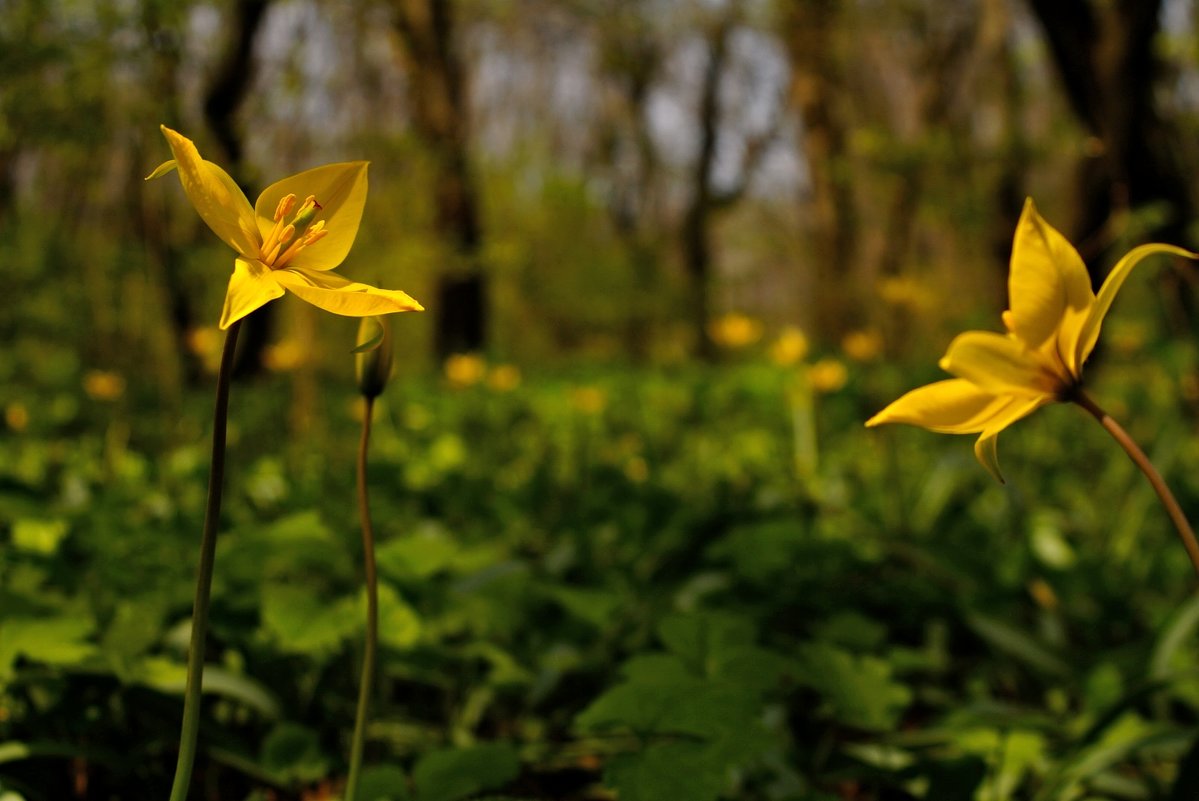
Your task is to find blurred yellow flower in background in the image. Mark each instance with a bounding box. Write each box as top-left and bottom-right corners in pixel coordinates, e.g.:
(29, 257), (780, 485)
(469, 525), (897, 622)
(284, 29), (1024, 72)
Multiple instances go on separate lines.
(877, 275), (936, 312)
(185, 326), (224, 374)
(83, 370), (126, 401)
(5, 402), (29, 432)
(263, 340), (309, 372)
(769, 326), (809, 366)
(570, 386), (608, 414)
(708, 312), (763, 349)
(807, 359), (848, 393)
(445, 353), (487, 387)
(842, 329), (883, 362)
(487, 364), (522, 392)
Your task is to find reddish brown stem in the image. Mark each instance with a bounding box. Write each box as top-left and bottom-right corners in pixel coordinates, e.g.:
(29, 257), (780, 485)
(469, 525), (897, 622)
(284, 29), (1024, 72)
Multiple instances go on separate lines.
(1074, 390), (1199, 580)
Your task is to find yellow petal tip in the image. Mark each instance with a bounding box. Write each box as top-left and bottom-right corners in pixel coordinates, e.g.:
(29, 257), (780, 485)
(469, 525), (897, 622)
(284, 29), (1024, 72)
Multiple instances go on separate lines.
(144, 160), (178, 181)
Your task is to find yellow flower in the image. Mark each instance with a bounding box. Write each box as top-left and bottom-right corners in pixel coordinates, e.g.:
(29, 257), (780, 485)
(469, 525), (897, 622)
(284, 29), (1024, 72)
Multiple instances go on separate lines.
(5, 402), (29, 432)
(487, 364), (522, 392)
(867, 199), (1194, 482)
(842, 329), (883, 362)
(444, 353), (486, 387)
(769, 326), (809, 366)
(570, 386), (608, 414)
(708, 312), (763, 349)
(83, 370), (126, 401)
(807, 358), (848, 393)
(147, 126), (422, 329)
(263, 340), (308, 372)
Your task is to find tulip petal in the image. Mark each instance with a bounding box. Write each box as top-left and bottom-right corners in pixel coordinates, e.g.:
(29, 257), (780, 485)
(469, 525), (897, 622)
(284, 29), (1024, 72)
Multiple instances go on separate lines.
(159, 126), (260, 258)
(1006, 199), (1094, 349)
(939, 331), (1063, 397)
(1070, 243), (1198, 370)
(274, 267), (424, 317)
(255, 162), (368, 272)
(145, 160), (178, 180)
(866, 379), (1011, 434)
(220, 258), (285, 330)
(973, 395), (1051, 484)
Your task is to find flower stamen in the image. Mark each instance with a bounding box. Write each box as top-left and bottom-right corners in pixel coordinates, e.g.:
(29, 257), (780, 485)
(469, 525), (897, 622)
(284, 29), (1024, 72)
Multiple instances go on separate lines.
(261, 195), (327, 268)
(261, 194), (298, 260)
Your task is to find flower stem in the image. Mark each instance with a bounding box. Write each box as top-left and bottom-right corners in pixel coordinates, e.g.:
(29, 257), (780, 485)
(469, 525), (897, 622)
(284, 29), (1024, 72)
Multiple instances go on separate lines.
(346, 395), (378, 801)
(168, 319), (242, 801)
(1073, 390), (1199, 580)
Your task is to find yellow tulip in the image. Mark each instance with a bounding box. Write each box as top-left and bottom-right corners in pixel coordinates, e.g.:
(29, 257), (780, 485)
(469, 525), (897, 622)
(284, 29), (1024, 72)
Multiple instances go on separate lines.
(147, 126), (422, 329)
(867, 198), (1195, 483)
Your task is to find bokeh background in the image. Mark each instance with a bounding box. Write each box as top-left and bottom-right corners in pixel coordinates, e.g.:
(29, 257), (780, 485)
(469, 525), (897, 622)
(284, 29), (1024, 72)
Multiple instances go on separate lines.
(9, 1), (1199, 800)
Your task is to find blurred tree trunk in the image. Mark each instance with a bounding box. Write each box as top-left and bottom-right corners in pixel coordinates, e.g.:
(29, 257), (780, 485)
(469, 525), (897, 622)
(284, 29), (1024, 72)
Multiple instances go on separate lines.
(204, 0), (269, 183)
(1027, 0), (1193, 269)
(781, 0), (859, 344)
(872, 7), (980, 345)
(681, 4), (770, 360)
(594, 3), (665, 361)
(681, 14), (733, 360)
(137, 1), (196, 391)
(988, 0), (1028, 276)
(204, 0), (273, 377)
(391, 0), (487, 358)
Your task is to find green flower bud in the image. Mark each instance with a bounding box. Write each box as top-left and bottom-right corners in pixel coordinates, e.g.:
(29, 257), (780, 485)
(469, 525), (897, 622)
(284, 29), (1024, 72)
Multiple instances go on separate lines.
(355, 316), (394, 398)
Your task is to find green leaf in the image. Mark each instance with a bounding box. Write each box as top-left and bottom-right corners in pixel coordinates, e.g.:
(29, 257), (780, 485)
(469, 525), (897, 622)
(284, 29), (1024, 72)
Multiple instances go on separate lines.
(102, 600), (164, 677)
(412, 743), (520, 801)
(358, 764), (412, 801)
(132, 657), (281, 718)
(575, 670), (706, 734)
(965, 613), (1070, 677)
(1034, 719), (1187, 801)
(656, 612), (754, 673)
(0, 616), (96, 680)
(812, 611), (888, 652)
(11, 518), (68, 555)
(795, 643), (912, 731)
(604, 741), (727, 801)
(260, 723), (329, 784)
(260, 584), (358, 656)
(544, 585), (621, 629)
(1150, 594), (1199, 681)
(376, 524), (461, 580)
(375, 582), (423, 649)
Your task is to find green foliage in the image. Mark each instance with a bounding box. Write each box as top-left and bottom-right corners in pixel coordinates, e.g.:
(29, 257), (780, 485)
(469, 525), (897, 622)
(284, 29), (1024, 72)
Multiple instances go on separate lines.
(412, 744), (520, 801)
(4, 351), (1199, 799)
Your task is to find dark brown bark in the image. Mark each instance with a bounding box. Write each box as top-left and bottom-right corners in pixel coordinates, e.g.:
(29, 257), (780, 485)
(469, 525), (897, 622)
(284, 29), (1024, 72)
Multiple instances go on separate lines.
(391, 0), (486, 357)
(203, 0), (270, 176)
(1027, 0), (1193, 269)
(681, 15), (733, 361)
(138, 1), (198, 387)
(203, 0), (273, 377)
(594, 3), (665, 359)
(782, 0), (859, 343)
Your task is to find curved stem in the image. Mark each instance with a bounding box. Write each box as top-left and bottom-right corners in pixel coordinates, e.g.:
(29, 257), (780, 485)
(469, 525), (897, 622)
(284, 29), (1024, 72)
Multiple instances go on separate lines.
(168, 319), (242, 801)
(1073, 390), (1199, 581)
(346, 395), (378, 801)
